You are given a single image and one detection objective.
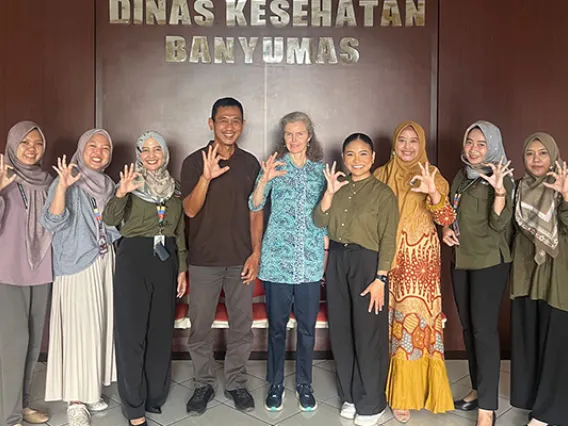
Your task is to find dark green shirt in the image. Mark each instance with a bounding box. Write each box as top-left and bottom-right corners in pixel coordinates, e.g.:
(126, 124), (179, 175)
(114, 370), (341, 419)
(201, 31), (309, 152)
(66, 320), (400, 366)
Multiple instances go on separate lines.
(103, 193), (188, 272)
(510, 199), (568, 312)
(313, 175), (399, 272)
(450, 169), (514, 270)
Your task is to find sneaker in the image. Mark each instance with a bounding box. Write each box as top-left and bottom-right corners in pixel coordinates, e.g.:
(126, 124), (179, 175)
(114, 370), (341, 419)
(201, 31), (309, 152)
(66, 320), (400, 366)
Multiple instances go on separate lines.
(186, 385), (215, 416)
(224, 388), (255, 412)
(86, 400), (108, 413)
(23, 408), (50, 424)
(354, 409), (386, 426)
(67, 404), (91, 426)
(340, 402), (356, 419)
(264, 384), (285, 411)
(295, 384), (317, 411)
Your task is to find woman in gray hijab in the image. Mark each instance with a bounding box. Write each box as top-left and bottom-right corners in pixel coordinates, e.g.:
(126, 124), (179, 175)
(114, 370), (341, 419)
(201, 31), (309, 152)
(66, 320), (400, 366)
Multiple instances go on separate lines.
(0, 121), (52, 426)
(441, 121), (514, 426)
(41, 129), (121, 426)
(103, 131), (188, 426)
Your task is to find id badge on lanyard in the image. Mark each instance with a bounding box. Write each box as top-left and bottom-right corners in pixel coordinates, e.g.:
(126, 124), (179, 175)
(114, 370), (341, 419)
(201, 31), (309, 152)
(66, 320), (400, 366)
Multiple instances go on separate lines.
(91, 198), (109, 255)
(153, 201), (170, 261)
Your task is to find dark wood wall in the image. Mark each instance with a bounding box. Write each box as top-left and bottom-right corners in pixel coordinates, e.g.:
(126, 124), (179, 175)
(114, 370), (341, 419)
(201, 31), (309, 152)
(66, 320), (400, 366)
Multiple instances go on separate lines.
(2, 0), (568, 355)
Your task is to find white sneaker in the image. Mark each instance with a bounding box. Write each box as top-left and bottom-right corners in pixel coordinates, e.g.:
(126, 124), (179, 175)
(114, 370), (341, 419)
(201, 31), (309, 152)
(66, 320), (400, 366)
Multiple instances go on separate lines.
(354, 409), (386, 426)
(87, 400), (108, 413)
(340, 402), (356, 419)
(67, 404), (91, 426)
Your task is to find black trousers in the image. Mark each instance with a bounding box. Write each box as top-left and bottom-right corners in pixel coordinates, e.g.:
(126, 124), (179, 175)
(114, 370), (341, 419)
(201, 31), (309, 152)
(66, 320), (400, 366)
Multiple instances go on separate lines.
(114, 237), (178, 420)
(326, 241), (389, 416)
(511, 297), (568, 425)
(451, 261), (509, 411)
(264, 281), (320, 387)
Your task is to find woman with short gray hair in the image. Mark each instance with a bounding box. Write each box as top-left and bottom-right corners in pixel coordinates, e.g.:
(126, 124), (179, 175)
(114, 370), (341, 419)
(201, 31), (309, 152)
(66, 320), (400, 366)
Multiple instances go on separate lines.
(249, 112), (327, 412)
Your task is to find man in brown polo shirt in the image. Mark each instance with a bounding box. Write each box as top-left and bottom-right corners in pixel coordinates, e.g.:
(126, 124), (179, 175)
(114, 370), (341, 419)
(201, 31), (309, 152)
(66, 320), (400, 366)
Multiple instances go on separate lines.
(181, 97), (263, 415)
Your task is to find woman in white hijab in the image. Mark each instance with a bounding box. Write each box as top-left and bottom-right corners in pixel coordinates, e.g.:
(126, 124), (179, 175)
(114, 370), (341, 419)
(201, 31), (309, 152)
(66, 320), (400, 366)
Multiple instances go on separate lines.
(103, 131), (188, 426)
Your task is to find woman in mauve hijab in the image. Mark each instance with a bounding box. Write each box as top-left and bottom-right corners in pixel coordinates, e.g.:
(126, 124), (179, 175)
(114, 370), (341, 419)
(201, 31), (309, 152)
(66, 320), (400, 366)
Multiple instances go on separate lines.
(0, 121), (52, 426)
(510, 133), (568, 426)
(40, 129), (121, 426)
(442, 121), (514, 426)
(103, 131), (188, 426)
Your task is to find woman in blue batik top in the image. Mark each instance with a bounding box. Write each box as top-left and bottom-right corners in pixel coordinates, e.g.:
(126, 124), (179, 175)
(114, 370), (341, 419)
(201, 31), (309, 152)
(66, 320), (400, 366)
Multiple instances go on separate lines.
(249, 112), (327, 413)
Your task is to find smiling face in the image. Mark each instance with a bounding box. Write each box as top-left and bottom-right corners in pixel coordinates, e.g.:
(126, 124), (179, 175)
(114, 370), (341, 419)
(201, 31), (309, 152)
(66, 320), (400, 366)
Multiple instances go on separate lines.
(284, 120), (311, 155)
(525, 139), (551, 177)
(394, 126), (421, 163)
(16, 129), (44, 165)
(463, 128), (488, 165)
(140, 138), (164, 172)
(208, 106), (244, 147)
(343, 139), (375, 181)
(82, 133), (112, 171)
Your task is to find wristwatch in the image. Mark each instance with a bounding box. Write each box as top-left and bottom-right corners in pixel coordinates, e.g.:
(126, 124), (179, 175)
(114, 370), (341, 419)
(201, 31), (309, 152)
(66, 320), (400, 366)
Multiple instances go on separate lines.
(375, 274), (388, 283)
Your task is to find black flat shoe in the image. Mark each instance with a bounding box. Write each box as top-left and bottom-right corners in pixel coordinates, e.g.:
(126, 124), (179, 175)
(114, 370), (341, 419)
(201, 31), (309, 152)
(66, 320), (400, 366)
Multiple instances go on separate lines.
(145, 406), (161, 414)
(454, 398), (479, 411)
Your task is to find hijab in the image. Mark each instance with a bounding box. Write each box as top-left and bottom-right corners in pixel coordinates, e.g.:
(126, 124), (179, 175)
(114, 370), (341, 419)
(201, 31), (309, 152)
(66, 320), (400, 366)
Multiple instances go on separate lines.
(70, 129), (115, 210)
(515, 132), (559, 264)
(132, 131), (176, 204)
(5, 121), (53, 270)
(461, 120), (508, 179)
(374, 121), (449, 255)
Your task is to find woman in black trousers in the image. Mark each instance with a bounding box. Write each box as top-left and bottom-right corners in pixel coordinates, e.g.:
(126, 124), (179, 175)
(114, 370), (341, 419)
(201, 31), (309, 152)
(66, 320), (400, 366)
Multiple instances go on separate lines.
(442, 121), (514, 426)
(103, 131), (188, 426)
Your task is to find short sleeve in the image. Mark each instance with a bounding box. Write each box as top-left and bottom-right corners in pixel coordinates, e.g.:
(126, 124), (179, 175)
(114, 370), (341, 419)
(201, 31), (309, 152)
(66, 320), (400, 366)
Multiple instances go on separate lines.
(180, 150), (204, 199)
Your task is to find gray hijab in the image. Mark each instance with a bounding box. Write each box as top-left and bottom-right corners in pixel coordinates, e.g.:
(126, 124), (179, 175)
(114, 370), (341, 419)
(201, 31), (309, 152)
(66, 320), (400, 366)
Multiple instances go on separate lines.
(132, 131), (176, 204)
(70, 129), (115, 210)
(5, 121), (53, 270)
(461, 120), (508, 179)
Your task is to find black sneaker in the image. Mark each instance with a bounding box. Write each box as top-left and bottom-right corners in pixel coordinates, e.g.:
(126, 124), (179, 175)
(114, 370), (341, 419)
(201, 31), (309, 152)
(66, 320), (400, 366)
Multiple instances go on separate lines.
(264, 384), (285, 411)
(186, 385), (215, 415)
(224, 388), (255, 412)
(296, 384), (317, 411)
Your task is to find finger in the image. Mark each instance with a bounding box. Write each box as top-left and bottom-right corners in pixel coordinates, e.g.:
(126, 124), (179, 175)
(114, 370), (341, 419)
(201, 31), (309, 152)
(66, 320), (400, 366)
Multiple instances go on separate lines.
(547, 171), (559, 180)
(432, 168), (438, 178)
(62, 154), (67, 169)
(119, 171), (124, 182)
(368, 298), (376, 314)
(504, 168), (514, 177)
(542, 182), (555, 190)
(338, 180), (349, 189)
(331, 161), (337, 175)
(274, 161), (286, 167)
(360, 287), (370, 297)
(52, 165), (64, 178)
(336, 171), (347, 178)
(201, 150), (207, 164)
(275, 170), (287, 177)
(478, 172), (490, 182)
(411, 175), (423, 184)
(57, 156), (62, 170)
(0, 154), (4, 171)
(418, 162), (425, 175)
(219, 166), (230, 176)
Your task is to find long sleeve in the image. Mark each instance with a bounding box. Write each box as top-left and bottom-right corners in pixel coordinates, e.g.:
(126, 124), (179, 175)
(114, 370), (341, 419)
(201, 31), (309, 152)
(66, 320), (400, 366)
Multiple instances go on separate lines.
(175, 212), (188, 273)
(248, 170), (273, 212)
(102, 193), (129, 226)
(40, 179), (71, 233)
(488, 177), (514, 232)
(313, 201), (330, 228)
(377, 189), (399, 271)
(558, 198), (568, 228)
(427, 197), (456, 227)
(0, 194), (5, 230)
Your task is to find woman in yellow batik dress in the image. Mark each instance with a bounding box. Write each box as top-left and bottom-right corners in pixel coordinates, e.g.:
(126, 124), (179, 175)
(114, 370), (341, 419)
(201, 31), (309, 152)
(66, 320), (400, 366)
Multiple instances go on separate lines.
(374, 121), (455, 423)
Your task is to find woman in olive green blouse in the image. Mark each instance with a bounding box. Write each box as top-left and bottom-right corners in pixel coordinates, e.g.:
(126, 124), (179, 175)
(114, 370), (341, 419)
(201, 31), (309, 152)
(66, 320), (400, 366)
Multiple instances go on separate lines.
(441, 121), (513, 426)
(103, 131), (188, 426)
(313, 133), (399, 426)
(510, 133), (568, 426)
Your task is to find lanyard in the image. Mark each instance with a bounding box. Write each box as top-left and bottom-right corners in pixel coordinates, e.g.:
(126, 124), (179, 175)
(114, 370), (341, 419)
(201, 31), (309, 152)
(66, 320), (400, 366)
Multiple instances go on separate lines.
(156, 201), (166, 235)
(17, 183), (28, 210)
(91, 198), (109, 254)
(451, 178), (479, 237)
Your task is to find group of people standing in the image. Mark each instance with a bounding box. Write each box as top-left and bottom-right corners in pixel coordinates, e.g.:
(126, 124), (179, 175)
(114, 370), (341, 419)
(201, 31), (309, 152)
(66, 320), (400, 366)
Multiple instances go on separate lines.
(0, 97), (566, 426)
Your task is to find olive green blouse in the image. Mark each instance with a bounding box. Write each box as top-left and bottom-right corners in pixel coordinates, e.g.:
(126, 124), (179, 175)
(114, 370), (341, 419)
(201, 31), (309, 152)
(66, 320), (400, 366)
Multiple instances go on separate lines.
(313, 175), (399, 272)
(510, 199), (568, 312)
(103, 193), (188, 272)
(450, 169), (514, 270)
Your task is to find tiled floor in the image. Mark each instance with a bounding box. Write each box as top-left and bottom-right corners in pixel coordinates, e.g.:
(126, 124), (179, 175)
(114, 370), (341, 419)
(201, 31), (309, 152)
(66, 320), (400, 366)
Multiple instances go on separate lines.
(25, 359), (530, 426)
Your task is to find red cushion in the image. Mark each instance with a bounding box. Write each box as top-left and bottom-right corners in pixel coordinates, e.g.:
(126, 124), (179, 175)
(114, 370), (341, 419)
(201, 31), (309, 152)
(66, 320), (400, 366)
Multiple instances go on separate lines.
(175, 303), (188, 320)
(214, 303), (228, 322)
(252, 302), (267, 321)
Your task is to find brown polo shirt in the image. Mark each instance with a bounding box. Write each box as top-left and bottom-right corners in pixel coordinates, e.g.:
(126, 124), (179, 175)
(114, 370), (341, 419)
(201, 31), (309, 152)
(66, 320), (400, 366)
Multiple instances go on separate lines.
(180, 142), (260, 267)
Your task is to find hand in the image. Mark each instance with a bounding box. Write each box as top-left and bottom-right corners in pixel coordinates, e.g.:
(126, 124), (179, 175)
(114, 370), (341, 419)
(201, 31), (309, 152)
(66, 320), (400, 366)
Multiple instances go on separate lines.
(543, 160), (568, 202)
(323, 161), (349, 195)
(260, 152), (287, 183)
(360, 278), (386, 315)
(53, 155), (81, 191)
(241, 252), (259, 284)
(202, 145), (230, 181)
(411, 162), (440, 201)
(479, 156), (514, 192)
(177, 272), (188, 298)
(0, 154), (16, 192)
(116, 164), (143, 198)
(442, 226), (459, 246)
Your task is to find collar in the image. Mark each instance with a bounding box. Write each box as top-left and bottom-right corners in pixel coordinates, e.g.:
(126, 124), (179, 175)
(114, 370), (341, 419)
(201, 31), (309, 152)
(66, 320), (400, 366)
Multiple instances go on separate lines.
(207, 140), (243, 157)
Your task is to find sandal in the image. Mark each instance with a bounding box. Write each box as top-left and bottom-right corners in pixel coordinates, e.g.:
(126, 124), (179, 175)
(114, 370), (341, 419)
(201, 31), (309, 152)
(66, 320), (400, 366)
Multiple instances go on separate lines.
(393, 409), (411, 424)
(23, 408), (50, 424)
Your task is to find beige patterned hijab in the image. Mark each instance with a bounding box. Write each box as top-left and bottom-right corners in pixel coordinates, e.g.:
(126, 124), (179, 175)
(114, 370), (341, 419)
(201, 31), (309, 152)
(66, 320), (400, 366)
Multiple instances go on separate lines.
(515, 132), (559, 264)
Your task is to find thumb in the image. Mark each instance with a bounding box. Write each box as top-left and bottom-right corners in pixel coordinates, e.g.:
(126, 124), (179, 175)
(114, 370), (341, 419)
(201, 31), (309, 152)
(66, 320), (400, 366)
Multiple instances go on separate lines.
(360, 288), (370, 296)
